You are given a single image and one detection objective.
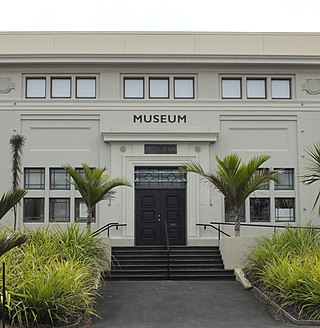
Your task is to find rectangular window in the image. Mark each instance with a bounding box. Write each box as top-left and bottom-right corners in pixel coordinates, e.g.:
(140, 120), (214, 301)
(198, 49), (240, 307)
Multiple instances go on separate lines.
(76, 77), (96, 98)
(75, 198), (96, 223)
(174, 78), (194, 99)
(250, 198), (270, 222)
(256, 168), (270, 190)
(23, 198), (44, 222)
(26, 78), (46, 98)
(49, 198), (70, 222)
(50, 168), (70, 190)
(225, 199), (245, 222)
(124, 78), (144, 99)
(246, 79), (266, 99)
(275, 169), (294, 190)
(51, 78), (71, 98)
(272, 79), (291, 99)
(144, 144), (177, 154)
(221, 78), (242, 99)
(24, 168), (45, 189)
(275, 198), (295, 222)
(149, 78), (169, 99)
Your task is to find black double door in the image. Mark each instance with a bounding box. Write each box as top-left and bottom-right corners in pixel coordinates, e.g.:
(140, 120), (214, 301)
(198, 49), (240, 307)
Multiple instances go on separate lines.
(135, 189), (186, 246)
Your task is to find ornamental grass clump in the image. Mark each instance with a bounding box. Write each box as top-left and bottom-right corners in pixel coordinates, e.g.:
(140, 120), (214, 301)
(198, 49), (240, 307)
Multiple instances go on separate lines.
(244, 226), (320, 320)
(0, 224), (109, 327)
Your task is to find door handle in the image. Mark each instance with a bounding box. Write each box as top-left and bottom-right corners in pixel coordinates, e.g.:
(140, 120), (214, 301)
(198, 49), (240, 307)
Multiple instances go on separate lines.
(157, 214), (161, 222)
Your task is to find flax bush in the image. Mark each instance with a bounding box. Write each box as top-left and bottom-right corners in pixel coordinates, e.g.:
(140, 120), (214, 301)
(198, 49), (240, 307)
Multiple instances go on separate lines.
(244, 226), (320, 319)
(0, 224), (109, 327)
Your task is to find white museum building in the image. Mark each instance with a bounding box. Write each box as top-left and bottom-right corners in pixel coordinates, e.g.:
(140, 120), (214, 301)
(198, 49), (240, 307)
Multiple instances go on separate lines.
(0, 32), (319, 246)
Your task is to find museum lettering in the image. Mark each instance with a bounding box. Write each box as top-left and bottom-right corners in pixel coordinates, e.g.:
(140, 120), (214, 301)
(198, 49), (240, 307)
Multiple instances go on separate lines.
(133, 114), (187, 124)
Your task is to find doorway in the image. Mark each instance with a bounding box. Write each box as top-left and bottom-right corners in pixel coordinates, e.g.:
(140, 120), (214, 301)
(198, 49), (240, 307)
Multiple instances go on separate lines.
(134, 167), (186, 246)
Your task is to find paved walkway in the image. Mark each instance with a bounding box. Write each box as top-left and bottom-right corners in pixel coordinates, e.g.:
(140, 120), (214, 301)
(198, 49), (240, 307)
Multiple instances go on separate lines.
(92, 280), (312, 328)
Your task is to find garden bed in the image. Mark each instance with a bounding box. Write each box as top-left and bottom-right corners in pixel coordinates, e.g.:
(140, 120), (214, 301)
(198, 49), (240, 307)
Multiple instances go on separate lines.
(244, 226), (320, 324)
(0, 225), (109, 327)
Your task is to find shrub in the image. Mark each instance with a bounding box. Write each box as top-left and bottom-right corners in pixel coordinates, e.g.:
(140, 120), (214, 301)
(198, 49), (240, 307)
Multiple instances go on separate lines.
(244, 226), (320, 320)
(0, 224), (108, 327)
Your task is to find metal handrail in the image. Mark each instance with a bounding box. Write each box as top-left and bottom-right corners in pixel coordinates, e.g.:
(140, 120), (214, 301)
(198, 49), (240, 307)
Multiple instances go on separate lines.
(163, 217), (170, 278)
(92, 222), (127, 237)
(196, 223), (231, 238)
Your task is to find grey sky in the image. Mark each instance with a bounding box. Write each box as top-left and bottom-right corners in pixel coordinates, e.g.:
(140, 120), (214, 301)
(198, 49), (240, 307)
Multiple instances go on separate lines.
(1, 0), (320, 32)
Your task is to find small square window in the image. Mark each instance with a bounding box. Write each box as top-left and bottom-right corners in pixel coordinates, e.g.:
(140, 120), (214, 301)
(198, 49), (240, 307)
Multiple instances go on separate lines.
(272, 79), (291, 99)
(50, 168), (70, 190)
(250, 198), (270, 222)
(49, 198), (70, 222)
(24, 168), (45, 189)
(247, 79), (266, 99)
(26, 78), (46, 98)
(225, 199), (245, 222)
(76, 78), (96, 98)
(149, 78), (169, 99)
(75, 198), (96, 223)
(221, 78), (242, 99)
(174, 78), (194, 99)
(51, 78), (71, 98)
(23, 198), (44, 222)
(275, 169), (294, 190)
(124, 78), (144, 99)
(275, 198), (295, 222)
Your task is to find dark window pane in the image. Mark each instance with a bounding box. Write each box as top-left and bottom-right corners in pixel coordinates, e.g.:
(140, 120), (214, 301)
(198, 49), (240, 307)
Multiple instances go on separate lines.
(23, 198), (44, 222)
(49, 198), (70, 222)
(24, 168), (45, 189)
(250, 198), (270, 222)
(225, 199), (245, 222)
(50, 168), (70, 190)
(275, 198), (295, 222)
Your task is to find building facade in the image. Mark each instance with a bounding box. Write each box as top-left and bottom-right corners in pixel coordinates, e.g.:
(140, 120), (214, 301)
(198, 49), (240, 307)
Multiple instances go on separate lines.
(0, 32), (319, 245)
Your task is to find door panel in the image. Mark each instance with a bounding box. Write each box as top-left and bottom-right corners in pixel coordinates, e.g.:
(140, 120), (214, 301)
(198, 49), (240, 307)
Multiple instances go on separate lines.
(135, 189), (186, 246)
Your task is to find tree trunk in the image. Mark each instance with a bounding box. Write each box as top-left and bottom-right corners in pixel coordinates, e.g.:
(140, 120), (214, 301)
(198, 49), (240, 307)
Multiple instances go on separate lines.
(234, 212), (241, 237)
(87, 209), (92, 232)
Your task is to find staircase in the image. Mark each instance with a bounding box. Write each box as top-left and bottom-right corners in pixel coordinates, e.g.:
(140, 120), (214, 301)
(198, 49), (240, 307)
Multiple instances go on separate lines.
(106, 246), (235, 280)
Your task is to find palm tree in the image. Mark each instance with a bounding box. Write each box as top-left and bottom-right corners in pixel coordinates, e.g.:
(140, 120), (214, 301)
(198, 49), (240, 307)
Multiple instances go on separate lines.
(300, 142), (320, 216)
(180, 154), (278, 237)
(9, 134), (26, 230)
(63, 164), (131, 231)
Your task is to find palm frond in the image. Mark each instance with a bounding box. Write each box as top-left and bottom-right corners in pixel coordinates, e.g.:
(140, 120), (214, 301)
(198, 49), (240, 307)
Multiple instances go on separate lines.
(0, 231), (27, 257)
(300, 142), (320, 215)
(0, 188), (27, 220)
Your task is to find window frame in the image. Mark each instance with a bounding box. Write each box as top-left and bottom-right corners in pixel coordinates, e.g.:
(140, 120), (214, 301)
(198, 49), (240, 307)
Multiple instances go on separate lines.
(221, 78), (242, 99)
(224, 199), (245, 223)
(124, 77), (145, 99)
(271, 78), (292, 100)
(275, 198), (295, 222)
(24, 168), (45, 190)
(49, 198), (70, 222)
(25, 77), (46, 99)
(50, 168), (70, 190)
(50, 77), (72, 99)
(148, 77), (170, 99)
(274, 168), (294, 190)
(173, 77), (195, 99)
(250, 197), (271, 222)
(75, 198), (96, 223)
(76, 77), (96, 99)
(23, 198), (45, 223)
(246, 78), (267, 99)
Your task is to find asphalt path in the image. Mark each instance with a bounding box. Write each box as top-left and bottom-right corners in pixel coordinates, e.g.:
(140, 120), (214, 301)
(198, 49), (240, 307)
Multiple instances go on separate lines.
(92, 280), (313, 328)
